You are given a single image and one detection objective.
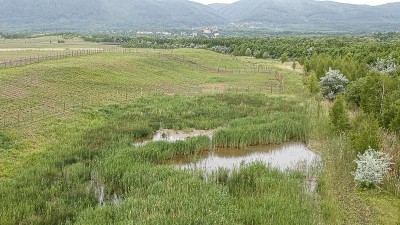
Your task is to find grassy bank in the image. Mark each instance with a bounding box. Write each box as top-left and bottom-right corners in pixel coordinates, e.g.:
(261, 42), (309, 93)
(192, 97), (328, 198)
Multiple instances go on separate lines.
(0, 93), (317, 224)
(0, 47), (398, 224)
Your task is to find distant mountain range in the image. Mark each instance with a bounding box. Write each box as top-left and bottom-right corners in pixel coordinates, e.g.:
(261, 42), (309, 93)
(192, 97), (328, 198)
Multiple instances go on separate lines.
(0, 0), (399, 33)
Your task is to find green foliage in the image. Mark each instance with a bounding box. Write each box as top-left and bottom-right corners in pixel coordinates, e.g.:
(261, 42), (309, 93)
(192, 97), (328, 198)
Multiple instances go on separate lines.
(218, 163), (318, 225)
(307, 73), (320, 95)
(0, 132), (13, 150)
(304, 54), (367, 81)
(245, 48), (252, 56)
(350, 112), (382, 153)
(360, 73), (383, 117)
(254, 50), (264, 59)
(0, 93), (311, 225)
(280, 53), (289, 63)
(330, 95), (350, 132)
(292, 60), (297, 70)
(213, 112), (309, 148)
(123, 35), (400, 68)
(390, 105), (400, 134)
(344, 77), (366, 107)
(360, 73), (400, 130)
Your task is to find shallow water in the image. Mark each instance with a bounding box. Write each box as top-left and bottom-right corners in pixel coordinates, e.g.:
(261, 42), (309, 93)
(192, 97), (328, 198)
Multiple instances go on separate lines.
(176, 142), (321, 172)
(133, 129), (215, 147)
(173, 142), (321, 192)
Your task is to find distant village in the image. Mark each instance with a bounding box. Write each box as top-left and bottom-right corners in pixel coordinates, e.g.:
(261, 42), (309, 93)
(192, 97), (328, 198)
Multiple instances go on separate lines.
(136, 28), (220, 39)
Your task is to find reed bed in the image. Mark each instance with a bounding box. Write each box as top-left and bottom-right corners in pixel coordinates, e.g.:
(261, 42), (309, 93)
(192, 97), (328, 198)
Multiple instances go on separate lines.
(0, 93), (315, 225)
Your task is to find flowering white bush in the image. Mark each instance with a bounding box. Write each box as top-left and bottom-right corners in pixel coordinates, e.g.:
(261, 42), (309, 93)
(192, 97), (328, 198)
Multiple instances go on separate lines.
(319, 68), (349, 100)
(369, 56), (397, 75)
(353, 148), (393, 189)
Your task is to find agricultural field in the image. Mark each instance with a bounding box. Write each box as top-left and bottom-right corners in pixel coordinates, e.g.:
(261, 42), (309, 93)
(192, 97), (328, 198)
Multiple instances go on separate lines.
(0, 36), (118, 62)
(0, 37), (399, 225)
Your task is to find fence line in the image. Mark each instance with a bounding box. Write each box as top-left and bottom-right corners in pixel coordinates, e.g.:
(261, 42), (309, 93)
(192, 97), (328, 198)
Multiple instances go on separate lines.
(0, 49), (287, 129)
(0, 83), (286, 130)
(0, 48), (148, 68)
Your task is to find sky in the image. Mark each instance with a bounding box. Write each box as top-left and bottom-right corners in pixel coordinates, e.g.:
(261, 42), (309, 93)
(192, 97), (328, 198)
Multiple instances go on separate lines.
(191, 0), (400, 5)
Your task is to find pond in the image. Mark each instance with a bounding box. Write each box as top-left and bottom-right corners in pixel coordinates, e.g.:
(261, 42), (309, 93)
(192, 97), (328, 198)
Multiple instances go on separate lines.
(172, 142), (322, 192)
(133, 129), (322, 192)
(174, 142), (320, 171)
(133, 129), (215, 147)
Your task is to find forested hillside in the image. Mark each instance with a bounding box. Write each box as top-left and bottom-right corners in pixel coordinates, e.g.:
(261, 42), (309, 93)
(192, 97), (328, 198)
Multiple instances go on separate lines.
(0, 0), (224, 31)
(0, 0), (400, 32)
(215, 0), (400, 31)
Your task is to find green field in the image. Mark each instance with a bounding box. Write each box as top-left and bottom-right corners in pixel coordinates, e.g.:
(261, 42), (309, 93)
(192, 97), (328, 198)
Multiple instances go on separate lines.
(0, 40), (398, 224)
(0, 36), (118, 62)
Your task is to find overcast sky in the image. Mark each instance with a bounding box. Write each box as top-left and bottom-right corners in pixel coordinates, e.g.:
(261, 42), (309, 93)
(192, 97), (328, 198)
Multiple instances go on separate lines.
(191, 0), (400, 5)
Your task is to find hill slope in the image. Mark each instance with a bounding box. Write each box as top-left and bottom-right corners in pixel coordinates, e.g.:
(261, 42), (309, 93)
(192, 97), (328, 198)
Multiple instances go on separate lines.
(215, 0), (400, 32)
(0, 0), (225, 31)
(0, 0), (400, 32)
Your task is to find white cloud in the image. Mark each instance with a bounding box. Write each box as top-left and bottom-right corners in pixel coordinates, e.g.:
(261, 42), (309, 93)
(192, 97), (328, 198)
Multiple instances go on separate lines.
(191, 0), (400, 5)
(320, 0), (400, 5)
(190, 0), (238, 4)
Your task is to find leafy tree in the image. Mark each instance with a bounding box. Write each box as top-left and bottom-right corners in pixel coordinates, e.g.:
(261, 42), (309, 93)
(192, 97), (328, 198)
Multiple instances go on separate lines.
(329, 94), (350, 132)
(344, 77), (366, 107)
(262, 52), (270, 59)
(232, 49), (240, 56)
(360, 73), (400, 126)
(306, 73), (320, 95)
(280, 53), (288, 63)
(255, 50), (264, 59)
(319, 68), (349, 100)
(245, 48), (252, 57)
(353, 148), (393, 189)
(360, 73), (383, 117)
(350, 112), (382, 153)
(240, 44), (249, 56)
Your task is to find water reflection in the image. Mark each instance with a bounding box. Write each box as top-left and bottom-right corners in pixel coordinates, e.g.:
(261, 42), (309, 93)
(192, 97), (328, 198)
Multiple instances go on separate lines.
(173, 142), (321, 193)
(177, 142), (321, 172)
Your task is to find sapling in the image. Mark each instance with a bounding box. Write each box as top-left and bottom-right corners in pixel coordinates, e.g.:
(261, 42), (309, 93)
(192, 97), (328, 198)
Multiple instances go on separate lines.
(353, 148), (393, 189)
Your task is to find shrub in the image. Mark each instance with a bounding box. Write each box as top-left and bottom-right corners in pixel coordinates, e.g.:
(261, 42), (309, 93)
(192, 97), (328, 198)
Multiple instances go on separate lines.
(350, 112), (381, 153)
(0, 132), (13, 150)
(390, 106), (400, 134)
(280, 53), (288, 63)
(353, 148), (393, 189)
(329, 95), (350, 132)
(344, 77), (366, 107)
(245, 48), (252, 56)
(307, 73), (320, 95)
(320, 68), (349, 100)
